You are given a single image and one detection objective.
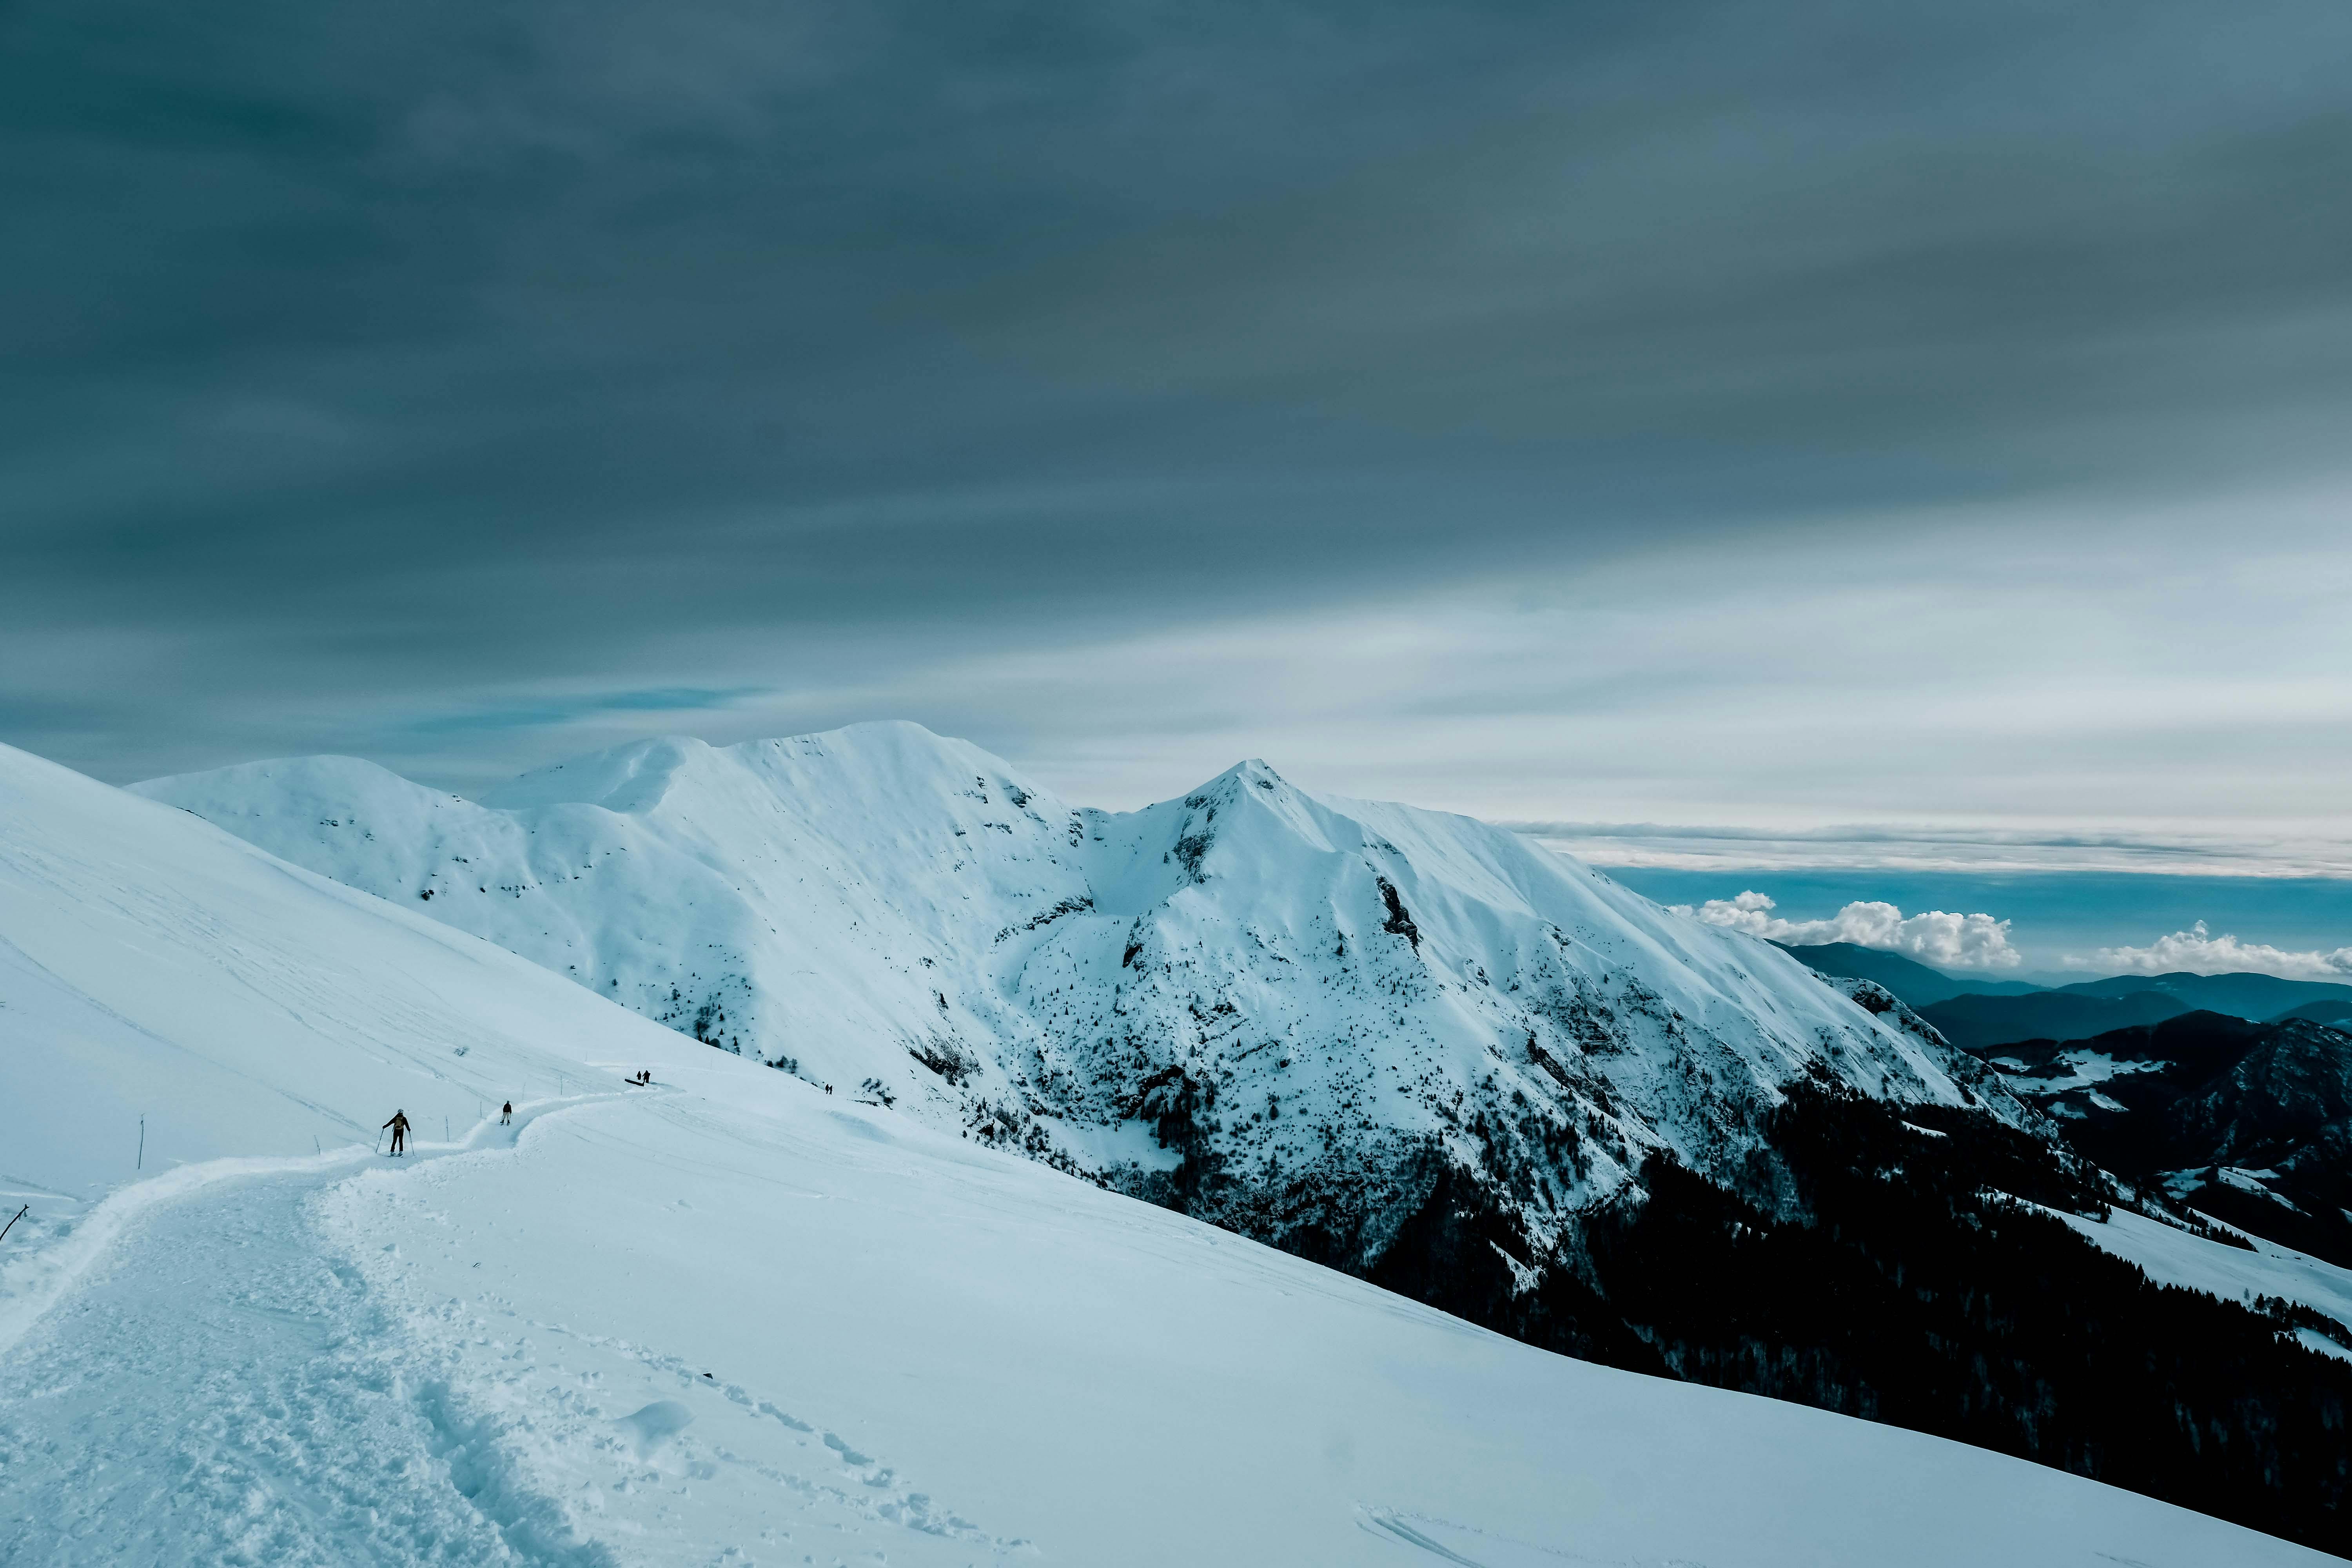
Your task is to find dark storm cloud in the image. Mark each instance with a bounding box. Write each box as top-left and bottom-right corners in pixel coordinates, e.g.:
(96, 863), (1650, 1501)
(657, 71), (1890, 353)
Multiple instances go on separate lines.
(943, 22), (2352, 466)
(4, 0), (2350, 785)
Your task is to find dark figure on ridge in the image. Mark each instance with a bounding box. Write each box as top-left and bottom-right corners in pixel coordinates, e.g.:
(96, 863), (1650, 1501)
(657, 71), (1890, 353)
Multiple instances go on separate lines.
(383, 1109), (409, 1156)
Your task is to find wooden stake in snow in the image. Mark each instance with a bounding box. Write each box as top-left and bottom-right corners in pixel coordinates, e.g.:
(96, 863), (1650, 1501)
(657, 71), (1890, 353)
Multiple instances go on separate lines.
(137, 1114), (144, 1172)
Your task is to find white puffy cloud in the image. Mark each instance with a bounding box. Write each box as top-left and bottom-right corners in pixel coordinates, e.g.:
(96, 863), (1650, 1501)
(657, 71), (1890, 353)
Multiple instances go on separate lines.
(2073, 920), (2352, 981)
(1673, 891), (2022, 970)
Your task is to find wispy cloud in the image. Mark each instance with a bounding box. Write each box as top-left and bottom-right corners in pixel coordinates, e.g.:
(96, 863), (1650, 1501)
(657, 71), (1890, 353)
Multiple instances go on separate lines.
(1673, 891), (2022, 970)
(2071, 921), (2352, 981)
(402, 687), (765, 737)
(1516, 822), (2352, 878)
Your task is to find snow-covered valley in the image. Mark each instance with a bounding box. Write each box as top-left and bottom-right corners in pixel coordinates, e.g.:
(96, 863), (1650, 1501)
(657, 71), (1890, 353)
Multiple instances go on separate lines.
(2, 737), (2336, 1565)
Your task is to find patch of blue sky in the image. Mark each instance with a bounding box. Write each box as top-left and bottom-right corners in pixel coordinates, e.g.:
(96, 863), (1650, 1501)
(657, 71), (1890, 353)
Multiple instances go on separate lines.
(1605, 868), (2352, 979)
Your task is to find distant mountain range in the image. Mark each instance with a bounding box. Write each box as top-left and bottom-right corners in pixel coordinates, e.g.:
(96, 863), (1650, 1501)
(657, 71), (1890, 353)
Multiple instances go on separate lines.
(1966, 1011), (2352, 1268)
(1778, 942), (2352, 1051)
(1784, 930), (2352, 1269)
(1918, 976), (2352, 1053)
(2060, 970), (2352, 1020)
(1917, 990), (2201, 1052)
(1773, 942), (2045, 1007)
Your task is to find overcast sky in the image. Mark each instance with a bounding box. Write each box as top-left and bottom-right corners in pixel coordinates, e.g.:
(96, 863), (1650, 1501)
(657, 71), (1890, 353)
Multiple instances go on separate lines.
(8, 0), (2352, 944)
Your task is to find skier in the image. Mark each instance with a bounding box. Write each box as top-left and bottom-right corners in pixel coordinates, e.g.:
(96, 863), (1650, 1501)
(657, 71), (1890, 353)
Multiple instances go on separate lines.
(500, 1101), (512, 1125)
(383, 1109), (410, 1156)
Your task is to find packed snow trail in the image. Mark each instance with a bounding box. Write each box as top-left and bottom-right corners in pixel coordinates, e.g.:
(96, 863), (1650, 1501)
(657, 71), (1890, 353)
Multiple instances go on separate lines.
(1, 1093), (1024, 1568)
(0, 1102), (617, 1566)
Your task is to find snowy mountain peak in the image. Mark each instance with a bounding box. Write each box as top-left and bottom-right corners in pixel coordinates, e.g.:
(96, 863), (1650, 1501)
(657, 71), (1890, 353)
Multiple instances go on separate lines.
(136, 721), (2024, 1268)
(1201, 755), (1291, 796)
(474, 721), (1057, 820)
(140, 752), (460, 814)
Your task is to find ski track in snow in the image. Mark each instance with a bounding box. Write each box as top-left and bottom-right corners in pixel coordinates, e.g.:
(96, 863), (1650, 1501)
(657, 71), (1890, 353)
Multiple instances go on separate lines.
(0, 1094), (604, 1366)
(365, 1298), (1023, 1564)
(0, 1099), (1012, 1568)
(0, 1107), (599, 1566)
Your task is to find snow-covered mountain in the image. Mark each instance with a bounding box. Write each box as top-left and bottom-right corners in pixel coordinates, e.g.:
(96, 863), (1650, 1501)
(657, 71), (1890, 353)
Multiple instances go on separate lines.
(137, 721), (2016, 1268)
(6, 736), (2316, 1565)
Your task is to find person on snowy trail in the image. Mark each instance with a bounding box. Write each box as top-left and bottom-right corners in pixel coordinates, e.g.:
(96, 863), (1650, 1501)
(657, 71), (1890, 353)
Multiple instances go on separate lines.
(383, 1109), (409, 1155)
(500, 1102), (512, 1125)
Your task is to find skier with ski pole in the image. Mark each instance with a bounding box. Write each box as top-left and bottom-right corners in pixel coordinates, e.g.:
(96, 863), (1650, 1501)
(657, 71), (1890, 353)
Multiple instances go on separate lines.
(382, 1109), (410, 1156)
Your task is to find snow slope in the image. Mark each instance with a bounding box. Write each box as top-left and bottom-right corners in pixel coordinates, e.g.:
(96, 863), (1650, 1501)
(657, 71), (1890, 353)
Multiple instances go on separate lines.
(2, 742), (2326, 1564)
(2058, 1205), (2352, 1340)
(136, 723), (2018, 1264)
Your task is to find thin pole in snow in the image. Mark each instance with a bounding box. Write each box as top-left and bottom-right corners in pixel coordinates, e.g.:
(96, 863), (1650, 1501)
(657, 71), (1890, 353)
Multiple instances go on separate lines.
(137, 1114), (144, 1172)
(0, 1205), (25, 1244)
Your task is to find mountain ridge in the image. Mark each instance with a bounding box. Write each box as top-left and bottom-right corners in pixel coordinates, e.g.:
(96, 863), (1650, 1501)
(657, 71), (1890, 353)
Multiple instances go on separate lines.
(136, 721), (2020, 1271)
(1920, 971), (2352, 1054)
(2055, 970), (2352, 1018)
(1920, 989), (2194, 1051)
(1771, 941), (2047, 1008)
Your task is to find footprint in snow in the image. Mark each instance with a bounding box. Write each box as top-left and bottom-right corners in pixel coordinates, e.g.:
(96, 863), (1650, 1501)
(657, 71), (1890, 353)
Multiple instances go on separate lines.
(822, 1430), (875, 1466)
